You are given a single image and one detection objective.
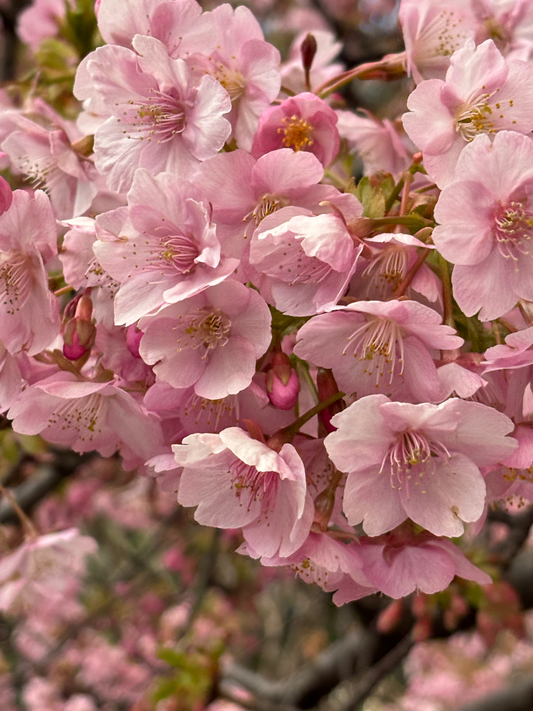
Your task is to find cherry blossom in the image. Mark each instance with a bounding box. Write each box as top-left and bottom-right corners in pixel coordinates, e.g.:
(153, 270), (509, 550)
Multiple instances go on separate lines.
(325, 394), (517, 537)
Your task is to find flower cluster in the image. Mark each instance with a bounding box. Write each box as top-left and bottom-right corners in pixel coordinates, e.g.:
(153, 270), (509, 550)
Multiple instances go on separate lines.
(4, 0), (533, 611)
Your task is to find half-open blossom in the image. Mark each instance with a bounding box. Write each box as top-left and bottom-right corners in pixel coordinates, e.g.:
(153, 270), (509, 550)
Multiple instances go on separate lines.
(175, 427), (313, 558)
(251, 93), (340, 167)
(74, 35), (232, 191)
(195, 148), (343, 258)
(293, 299), (462, 401)
(433, 131), (533, 320)
(325, 394), (517, 537)
(139, 281), (271, 400)
(403, 39), (533, 187)
(250, 203), (363, 317)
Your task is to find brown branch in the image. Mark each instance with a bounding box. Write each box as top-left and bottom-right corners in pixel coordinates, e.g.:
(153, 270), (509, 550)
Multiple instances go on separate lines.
(453, 675), (533, 711)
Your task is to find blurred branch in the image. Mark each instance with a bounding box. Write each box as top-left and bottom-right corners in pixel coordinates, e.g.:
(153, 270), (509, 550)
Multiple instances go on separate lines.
(321, 633), (414, 711)
(453, 675), (533, 711)
(0, 451), (95, 524)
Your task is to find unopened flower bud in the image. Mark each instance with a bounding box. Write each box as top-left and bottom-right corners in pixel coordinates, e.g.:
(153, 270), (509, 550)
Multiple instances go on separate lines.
(0, 176), (12, 215)
(301, 33), (318, 75)
(317, 369), (344, 433)
(126, 324), (143, 358)
(63, 295), (96, 361)
(266, 352), (300, 410)
(377, 599), (404, 634)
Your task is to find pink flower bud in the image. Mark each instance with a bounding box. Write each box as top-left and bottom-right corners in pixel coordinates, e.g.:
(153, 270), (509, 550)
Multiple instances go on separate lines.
(126, 324), (143, 358)
(0, 176), (13, 215)
(63, 295), (96, 361)
(377, 599), (404, 634)
(266, 351), (300, 410)
(301, 33), (318, 74)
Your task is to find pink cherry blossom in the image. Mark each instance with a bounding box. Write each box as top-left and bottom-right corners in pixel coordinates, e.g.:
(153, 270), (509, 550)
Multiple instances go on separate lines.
(17, 0), (74, 52)
(403, 39), (533, 187)
(337, 110), (413, 177)
(74, 35), (232, 192)
(195, 148), (344, 258)
(400, 0), (477, 83)
(325, 394), (517, 537)
(175, 427), (313, 558)
(0, 528), (97, 614)
(96, 0), (218, 57)
(94, 169), (238, 325)
(139, 281), (271, 400)
(433, 131), (533, 319)
(251, 92), (339, 167)
(0, 189), (60, 355)
(250, 202), (363, 317)
(348, 233), (440, 303)
(354, 528), (491, 599)
(7, 371), (163, 466)
(293, 299), (462, 402)
(187, 4), (281, 151)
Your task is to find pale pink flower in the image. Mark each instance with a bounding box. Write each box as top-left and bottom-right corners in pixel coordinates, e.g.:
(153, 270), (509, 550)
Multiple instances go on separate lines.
(337, 110), (413, 177)
(187, 4), (281, 151)
(348, 233), (440, 302)
(257, 531), (376, 598)
(175, 427), (313, 558)
(0, 189), (60, 355)
(293, 299), (462, 402)
(17, 0), (74, 52)
(144, 376), (293, 440)
(8, 371), (163, 465)
(400, 0), (477, 83)
(325, 394), (517, 537)
(74, 35), (232, 192)
(486, 424), (533, 505)
(433, 131), (533, 319)
(355, 528), (491, 599)
(139, 281), (271, 400)
(0, 528), (97, 614)
(252, 93), (339, 167)
(0, 101), (99, 219)
(250, 202), (363, 317)
(403, 39), (533, 187)
(195, 148), (343, 258)
(474, 0), (533, 61)
(96, 0), (217, 57)
(94, 169), (238, 325)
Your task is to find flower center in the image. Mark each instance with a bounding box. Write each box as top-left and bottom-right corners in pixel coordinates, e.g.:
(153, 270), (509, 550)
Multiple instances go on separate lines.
(0, 252), (33, 315)
(362, 246), (409, 297)
(385, 430), (450, 492)
(214, 65), (246, 102)
(493, 200), (533, 261)
(245, 194), (289, 229)
(278, 116), (314, 152)
(48, 393), (106, 442)
(182, 392), (239, 431)
(230, 459), (278, 511)
(134, 88), (187, 143)
(454, 93), (495, 141)
(175, 307), (231, 358)
(160, 234), (200, 273)
(342, 316), (404, 387)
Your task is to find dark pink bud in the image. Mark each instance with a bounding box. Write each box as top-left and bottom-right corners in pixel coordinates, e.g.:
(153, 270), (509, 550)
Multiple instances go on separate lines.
(0, 176), (13, 215)
(317, 369), (344, 433)
(301, 33), (318, 76)
(126, 324), (143, 358)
